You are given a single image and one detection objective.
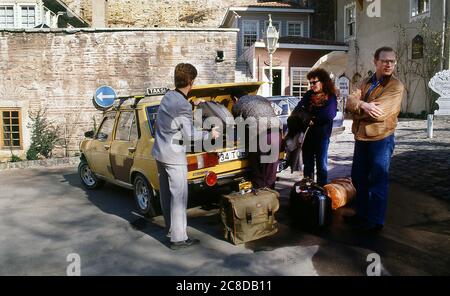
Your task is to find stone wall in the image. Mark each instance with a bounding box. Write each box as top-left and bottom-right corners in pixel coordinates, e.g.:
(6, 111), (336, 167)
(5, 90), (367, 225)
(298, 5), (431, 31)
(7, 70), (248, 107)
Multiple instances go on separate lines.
(63, 1), (335, 39)
(63, 0), (260, 28)
(0, 28), (237, 160)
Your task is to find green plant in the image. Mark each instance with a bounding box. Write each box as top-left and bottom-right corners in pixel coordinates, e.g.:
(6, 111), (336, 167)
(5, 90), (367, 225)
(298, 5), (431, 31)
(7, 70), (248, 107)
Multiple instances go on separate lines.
(27, 108), (60, 159)
(10, 154), (22, 162)
(398, 111), (427, 120)
(92, 115), (98, 133)
(26, 147), (39, 160)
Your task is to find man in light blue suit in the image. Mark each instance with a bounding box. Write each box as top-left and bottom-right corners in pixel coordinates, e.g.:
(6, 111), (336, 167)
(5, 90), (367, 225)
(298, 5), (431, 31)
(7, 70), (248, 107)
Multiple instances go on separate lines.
(152, 63), (220, 250)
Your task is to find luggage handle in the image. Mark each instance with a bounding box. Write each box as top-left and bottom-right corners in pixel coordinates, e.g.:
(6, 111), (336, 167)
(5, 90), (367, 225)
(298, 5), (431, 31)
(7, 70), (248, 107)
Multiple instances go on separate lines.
(246, 210), (252, 224)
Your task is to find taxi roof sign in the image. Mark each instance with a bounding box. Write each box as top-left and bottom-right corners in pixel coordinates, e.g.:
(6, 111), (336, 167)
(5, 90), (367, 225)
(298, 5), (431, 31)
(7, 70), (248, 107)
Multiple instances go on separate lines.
(146, 87), (168, 96)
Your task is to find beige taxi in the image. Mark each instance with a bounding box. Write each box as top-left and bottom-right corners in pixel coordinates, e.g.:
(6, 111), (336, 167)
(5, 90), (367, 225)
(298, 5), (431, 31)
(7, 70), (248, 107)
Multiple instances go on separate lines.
(79, 82), (285, 217)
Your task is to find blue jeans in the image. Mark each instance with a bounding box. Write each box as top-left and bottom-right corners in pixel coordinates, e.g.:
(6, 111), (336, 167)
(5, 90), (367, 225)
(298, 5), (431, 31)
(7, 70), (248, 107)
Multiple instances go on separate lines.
(351, 135), (395, 226)
(302, 135), (330, 186)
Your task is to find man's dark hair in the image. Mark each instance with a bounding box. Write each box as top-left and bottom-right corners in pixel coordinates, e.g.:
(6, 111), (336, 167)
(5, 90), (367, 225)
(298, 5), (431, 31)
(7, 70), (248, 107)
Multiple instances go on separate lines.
(374, 46), (396, 60)
(307, 68), (336, 96)
(174, 63), (197, 89)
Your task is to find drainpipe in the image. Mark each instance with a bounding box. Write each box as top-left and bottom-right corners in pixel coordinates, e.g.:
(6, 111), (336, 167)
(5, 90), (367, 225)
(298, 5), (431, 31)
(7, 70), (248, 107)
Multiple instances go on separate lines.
(334, 0), (338, 41)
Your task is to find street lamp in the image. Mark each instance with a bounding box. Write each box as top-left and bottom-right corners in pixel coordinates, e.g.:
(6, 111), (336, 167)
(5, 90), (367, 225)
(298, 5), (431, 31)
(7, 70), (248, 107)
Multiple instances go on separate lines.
(265, 14), (279, 96)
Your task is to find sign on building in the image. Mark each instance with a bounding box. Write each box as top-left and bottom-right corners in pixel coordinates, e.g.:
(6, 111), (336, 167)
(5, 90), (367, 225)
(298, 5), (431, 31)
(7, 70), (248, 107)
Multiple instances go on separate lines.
(412, 35), (424, 60)
(338, 76), (350, 97)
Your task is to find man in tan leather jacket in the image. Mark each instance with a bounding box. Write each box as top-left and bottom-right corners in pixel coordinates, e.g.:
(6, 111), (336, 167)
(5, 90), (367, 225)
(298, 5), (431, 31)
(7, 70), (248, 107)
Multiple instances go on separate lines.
(345, 47), (405, 233)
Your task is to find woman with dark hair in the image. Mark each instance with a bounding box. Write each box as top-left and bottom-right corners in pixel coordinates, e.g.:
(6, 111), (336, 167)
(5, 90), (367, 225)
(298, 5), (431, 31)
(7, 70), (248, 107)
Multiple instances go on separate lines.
(293, 68), (337, 186)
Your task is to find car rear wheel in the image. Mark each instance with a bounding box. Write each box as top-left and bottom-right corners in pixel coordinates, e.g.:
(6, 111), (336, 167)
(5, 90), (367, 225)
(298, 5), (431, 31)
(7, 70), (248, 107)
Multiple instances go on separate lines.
(78, 160), (105, 189)
(133, 174), (158, 218)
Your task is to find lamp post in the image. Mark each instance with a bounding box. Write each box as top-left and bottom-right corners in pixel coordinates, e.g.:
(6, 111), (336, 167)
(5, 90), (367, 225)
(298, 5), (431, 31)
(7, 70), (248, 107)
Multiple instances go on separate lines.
(265, 14), (279, 96)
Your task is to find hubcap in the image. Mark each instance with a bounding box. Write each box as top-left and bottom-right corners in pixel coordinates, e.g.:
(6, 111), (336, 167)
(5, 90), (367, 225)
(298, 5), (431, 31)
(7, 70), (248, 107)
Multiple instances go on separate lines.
(81, 164), (96, 186)
(136, 179), (149, 210)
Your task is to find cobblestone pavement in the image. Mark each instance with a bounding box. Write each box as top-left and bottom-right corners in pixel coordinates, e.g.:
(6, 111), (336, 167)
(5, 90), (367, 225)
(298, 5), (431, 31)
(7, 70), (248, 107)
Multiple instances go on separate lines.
(326, 118), (450, 201)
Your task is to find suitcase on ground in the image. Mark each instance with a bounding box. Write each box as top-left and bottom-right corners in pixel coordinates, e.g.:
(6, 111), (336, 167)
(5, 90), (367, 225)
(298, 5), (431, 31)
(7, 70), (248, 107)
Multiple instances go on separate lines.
(220, 188), (279, 245)
(289, 178), (332, 229)
(323, 177), (356, 210)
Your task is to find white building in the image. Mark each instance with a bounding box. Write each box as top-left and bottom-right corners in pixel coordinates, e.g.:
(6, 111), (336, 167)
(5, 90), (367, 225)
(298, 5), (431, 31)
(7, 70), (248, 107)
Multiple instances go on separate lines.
(0, 0), (88, 29)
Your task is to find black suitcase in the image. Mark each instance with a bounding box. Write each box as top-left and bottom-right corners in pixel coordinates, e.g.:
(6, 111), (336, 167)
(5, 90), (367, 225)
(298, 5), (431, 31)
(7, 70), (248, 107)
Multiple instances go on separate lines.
(289, 178), (332, 229)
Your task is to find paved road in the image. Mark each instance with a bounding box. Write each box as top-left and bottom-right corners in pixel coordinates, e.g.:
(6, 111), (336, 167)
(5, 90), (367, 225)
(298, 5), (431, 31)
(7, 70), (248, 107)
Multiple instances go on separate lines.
(0, 119), (449, 276)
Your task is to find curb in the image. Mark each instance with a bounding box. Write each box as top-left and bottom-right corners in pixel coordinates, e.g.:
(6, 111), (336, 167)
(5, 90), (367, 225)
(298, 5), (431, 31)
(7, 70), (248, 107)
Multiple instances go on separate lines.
(0, 157), (80, 171)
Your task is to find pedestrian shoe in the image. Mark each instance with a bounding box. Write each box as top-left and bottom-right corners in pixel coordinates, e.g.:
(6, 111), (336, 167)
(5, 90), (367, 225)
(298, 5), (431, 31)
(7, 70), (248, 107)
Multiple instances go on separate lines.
(170, 238), (200, 250)
(355, 223), (384, 234)
(343, 214), (366, 226)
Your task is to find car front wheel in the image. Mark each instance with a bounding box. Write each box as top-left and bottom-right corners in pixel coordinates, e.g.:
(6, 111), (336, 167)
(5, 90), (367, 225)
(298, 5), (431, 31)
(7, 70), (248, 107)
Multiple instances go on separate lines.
(78, 160), (105, 189)
(133, 174), (158, 218)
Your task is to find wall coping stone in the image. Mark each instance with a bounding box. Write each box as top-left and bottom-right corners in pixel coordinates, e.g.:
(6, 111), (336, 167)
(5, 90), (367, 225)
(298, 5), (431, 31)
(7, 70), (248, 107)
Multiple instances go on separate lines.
(0, 157), (79, 171)
(0, 28), (240, 34)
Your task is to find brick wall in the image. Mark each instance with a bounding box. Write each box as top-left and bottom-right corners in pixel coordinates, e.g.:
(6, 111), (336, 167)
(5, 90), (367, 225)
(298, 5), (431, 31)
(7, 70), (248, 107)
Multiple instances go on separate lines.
(0, 28), (237, 159)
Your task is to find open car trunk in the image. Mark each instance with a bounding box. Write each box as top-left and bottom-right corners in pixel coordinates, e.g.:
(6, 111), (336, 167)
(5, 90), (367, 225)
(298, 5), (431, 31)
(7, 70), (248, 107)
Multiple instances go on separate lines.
(187, 82), (263, 153)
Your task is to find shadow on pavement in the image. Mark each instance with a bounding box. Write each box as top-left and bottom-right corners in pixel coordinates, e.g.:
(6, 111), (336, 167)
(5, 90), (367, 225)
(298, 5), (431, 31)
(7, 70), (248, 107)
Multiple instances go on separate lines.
(63, 170), (450, 275)
(391, 149), (450, 200)
(63, 172), (231, 248)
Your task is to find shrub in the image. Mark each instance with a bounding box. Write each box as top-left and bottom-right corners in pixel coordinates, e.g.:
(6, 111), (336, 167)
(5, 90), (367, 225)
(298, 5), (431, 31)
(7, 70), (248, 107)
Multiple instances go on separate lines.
(27, 108), (60, 159)
(10, 154), (22, 162)
(26, 147), (39, 160)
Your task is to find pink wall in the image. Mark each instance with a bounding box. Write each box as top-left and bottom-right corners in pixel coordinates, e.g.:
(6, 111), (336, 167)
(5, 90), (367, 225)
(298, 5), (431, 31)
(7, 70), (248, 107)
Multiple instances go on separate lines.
(255, 48), (331, 95)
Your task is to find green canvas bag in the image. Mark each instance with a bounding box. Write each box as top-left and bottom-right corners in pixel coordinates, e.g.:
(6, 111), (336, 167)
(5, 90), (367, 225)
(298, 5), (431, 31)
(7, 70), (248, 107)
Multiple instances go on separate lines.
(220, 188), (280, 245)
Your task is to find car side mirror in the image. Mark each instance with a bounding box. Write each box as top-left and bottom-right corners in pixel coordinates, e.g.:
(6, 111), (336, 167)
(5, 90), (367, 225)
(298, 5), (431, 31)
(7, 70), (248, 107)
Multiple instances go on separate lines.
(84, 131), (94, 138)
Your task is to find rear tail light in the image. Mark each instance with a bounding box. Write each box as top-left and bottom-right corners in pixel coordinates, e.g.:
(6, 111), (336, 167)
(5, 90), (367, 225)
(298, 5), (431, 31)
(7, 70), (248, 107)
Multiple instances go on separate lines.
(186, 153), (219, 172)
(205, 171), (218, 187)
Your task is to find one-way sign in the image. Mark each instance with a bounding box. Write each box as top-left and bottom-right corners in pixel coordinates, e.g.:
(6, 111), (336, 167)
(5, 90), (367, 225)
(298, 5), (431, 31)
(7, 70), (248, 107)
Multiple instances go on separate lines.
(93, 86), (117, 110)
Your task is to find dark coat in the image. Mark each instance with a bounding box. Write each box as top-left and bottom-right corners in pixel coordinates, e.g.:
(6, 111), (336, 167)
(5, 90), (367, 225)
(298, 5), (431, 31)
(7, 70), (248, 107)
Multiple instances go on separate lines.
(293, 90), (337, 142)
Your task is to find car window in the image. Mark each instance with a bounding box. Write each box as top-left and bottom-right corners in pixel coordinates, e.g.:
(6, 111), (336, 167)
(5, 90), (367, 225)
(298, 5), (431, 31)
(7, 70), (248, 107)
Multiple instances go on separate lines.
(96, 113), (115, 141)
(146, 105), (159, 137)
(115, 111), (136, 141)
(130, 114), (139, 141)
(270, 100), (290, 116)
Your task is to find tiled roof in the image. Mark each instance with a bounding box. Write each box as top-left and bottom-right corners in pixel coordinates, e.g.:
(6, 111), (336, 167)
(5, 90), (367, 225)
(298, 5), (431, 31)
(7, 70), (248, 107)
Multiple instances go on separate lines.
(278, 36), (348, 46)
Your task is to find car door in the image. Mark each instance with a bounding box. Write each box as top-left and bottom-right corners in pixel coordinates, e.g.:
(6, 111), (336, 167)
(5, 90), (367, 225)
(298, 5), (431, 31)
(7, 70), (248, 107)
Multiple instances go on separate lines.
(109, 111), (139, 184)
(89, 112), (116, 179)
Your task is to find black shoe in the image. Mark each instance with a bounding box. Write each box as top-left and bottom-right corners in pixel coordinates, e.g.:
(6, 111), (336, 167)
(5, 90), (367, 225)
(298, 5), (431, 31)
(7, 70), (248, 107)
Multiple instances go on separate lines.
(170, 238), (200, 250)
(355, 223), (384, 234)
(343, 214), (366, 226)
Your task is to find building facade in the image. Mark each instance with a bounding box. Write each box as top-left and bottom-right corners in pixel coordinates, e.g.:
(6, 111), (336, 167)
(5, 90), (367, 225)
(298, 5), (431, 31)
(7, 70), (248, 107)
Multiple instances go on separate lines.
(221, 1), (347, 97)
(0, 0), (88, 28)
(335, 0), (450, 114)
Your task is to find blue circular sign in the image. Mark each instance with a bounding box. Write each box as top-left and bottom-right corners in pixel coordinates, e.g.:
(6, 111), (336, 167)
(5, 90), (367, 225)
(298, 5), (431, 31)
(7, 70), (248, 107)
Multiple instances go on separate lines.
(93, 86), (117, 110)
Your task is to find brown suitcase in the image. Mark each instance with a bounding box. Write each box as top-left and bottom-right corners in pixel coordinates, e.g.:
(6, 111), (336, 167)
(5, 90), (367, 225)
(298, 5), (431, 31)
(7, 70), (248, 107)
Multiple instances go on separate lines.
(220, 188), (280, 245)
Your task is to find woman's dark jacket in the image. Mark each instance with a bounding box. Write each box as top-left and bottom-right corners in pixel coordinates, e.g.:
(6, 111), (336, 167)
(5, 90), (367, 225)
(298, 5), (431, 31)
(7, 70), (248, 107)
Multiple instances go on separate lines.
(293, 90), (337, 142)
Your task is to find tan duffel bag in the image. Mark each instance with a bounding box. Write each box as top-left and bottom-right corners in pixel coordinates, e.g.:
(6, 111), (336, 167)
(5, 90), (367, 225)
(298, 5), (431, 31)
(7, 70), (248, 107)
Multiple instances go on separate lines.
(323, 178), (356, 210)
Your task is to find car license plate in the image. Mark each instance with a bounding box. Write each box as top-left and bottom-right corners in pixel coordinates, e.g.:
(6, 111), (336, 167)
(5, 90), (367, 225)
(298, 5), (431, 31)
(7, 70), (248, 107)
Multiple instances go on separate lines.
(219, 149), (247, 163)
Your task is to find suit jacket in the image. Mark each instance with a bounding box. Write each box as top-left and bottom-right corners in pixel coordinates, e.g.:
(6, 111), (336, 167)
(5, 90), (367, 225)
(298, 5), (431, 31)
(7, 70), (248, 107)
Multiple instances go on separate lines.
(151, 90), (209, 165)
(346, 75), (404, 141)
